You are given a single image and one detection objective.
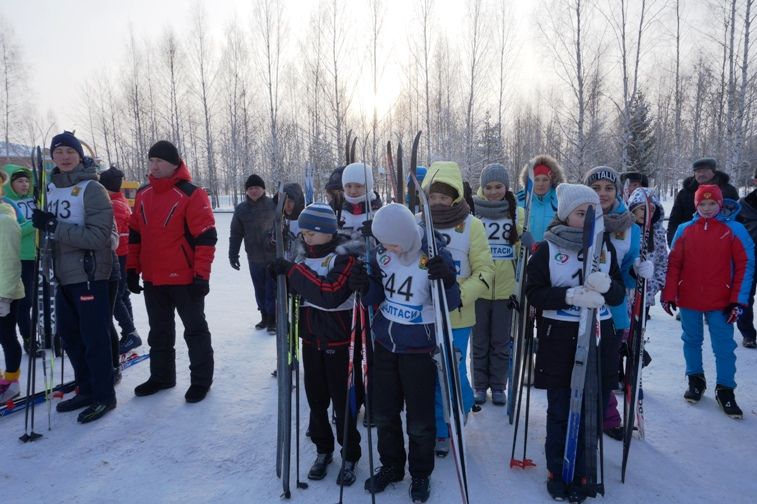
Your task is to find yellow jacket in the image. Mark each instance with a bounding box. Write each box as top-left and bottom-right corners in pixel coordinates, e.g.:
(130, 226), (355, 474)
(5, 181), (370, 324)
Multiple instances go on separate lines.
(0, 202), (25, 300)
(423, 162), (494, 328)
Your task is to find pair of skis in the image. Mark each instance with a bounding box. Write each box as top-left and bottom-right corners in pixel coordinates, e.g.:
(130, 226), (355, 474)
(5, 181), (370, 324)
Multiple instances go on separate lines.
(385, 132), (422, 208)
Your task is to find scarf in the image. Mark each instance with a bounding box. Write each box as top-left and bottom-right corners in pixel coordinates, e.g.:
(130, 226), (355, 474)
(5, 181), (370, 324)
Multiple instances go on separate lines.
(430, 200), (470, 228)
(603, 207), (634, 234)
(472, 196), (509, 220)
(544, 222), (586, 252)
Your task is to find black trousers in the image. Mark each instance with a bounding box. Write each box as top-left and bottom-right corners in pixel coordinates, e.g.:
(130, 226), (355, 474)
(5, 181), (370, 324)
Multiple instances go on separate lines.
(373, 342), (436, 478)
(302, 342), (361, 462)
(143, 283), (214, 387)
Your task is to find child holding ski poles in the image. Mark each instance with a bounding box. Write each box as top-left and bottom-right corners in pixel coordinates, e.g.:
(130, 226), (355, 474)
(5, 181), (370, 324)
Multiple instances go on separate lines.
(662, 185), (754, 419)
(269, 203), (362, 486)
(349, 203), (460, 503)
(471, 163), (524, 405)
(526, 183), (625, 502)
(420, 161), (494, 457)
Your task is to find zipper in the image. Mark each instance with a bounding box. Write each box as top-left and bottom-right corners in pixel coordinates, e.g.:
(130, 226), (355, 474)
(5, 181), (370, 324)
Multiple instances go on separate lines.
(164, 202), (179, 227)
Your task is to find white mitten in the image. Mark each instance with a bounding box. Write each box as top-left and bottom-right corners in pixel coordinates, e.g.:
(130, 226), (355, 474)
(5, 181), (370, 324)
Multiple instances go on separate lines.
(0, 299), (10, 318)
(565, 287), (605, 309)
(634, 258), (654, 280)
(585, 271), (611, 294)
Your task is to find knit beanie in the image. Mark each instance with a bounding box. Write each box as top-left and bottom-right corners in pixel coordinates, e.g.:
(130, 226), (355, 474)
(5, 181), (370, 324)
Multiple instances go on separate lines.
(584, 166), (622, 194)
(325, 166), (345, 191)
(407, 166), (428, 186)
(10, 170), (29, 184)
(692, 158), (717, 172)
(429, 181), (458, 200)
(50, 131), (84, 161)
(99, 166), (125, 192)
(480, 163), (510, 189)
(148, 140), (181, 165)
(298, 203), (338, 235)
(372, 203), (422, 265)
(245, 174), (265, 190)
(556, 183), (601, 221)
(341, 162), (374, 194)
(620, 171), (649, 187)
(694, 184), (723, 208)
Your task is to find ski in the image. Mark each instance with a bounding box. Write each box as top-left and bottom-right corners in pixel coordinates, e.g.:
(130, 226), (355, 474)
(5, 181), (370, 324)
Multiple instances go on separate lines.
(411, 171), (469, 504)
(396, 142), (404, 206)
(119, 352), (150, 371)
(621, 188), (654, 483)
(407, 131), (422, 213)
(386, 141), (398, 203)
(274, 184), (292, 498)
(562, 204), (605, 485)
(2, 380), (76, 418)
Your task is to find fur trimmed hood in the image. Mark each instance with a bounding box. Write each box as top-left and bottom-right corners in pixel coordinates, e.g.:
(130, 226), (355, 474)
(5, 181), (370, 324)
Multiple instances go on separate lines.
(518, 154), (565, 188)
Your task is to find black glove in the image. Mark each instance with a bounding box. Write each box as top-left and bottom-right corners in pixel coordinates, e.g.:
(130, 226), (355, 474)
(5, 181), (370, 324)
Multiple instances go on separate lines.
(126, 269), (143, 294)
(427, 255), (456, 288)
(520, 230), (534, 249)
(662, 301), (677, 317)
(229, 256), (241, 271)
(348, 262), (370, 294)
(190, 277), (210, 298)
(271, 258), (294, 276)
(32, 209), (57, 232)
(360, 219), (373, 238)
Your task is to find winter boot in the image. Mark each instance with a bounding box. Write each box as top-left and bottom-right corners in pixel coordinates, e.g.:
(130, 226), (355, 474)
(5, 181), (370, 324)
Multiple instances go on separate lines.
(434, 437), (450, 458)
(603, 426), (624, 441)
(336, 460), (357, 486)
(409, 476), (431, 503)
(715, 386), (743, 419)
(492, 390), (507, 406)
(267, 314), (277, 333)
(119, 331), (142, 354)
(307, 453), (333, 480)
(0, 379), (20, 402)
(474, 389), (487, 405)
(364, 465), (404, 493)
(56, 393), (92, 413)
(683, 374), (706, 403)
(134, 379), (176, 397)
(255, 314), (268, 330)
(77, 399), (116, 423)
(185, 384), (210, 403)
(113, 367), (122, 386)
(546, 472), (567, 501)
(743, 337), (757, 349)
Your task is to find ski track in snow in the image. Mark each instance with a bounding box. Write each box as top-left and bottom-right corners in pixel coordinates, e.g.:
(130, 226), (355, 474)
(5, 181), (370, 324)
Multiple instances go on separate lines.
(2, 212), (756, 503)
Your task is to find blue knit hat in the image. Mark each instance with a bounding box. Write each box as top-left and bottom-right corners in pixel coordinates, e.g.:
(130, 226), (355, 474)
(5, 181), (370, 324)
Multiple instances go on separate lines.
(50, 131), (84, 161)
(298, 203), (337, 234)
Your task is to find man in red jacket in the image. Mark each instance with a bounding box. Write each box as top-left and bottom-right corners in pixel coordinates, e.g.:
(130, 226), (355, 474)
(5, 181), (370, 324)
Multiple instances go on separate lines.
(127, 141), (217, 403)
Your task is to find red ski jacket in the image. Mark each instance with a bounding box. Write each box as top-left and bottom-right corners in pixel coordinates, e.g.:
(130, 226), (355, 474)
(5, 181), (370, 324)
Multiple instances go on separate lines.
(110, 191), (131, 257)
(127, 162), (217, 285)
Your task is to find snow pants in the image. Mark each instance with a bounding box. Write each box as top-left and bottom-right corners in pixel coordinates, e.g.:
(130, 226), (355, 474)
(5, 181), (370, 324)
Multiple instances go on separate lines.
(57, 281), (115, 403)
(302, 342), (361, 463)
(113, 255), (136, 336)
(680, 308), (737, 389)
(373, 342), (436, 478)
(434, 327), (474, 439)
(472, 299), (512, 391)
(249, 261), (275, 320)
(0, 300), (21, 373)
(143, 283), (214, 387)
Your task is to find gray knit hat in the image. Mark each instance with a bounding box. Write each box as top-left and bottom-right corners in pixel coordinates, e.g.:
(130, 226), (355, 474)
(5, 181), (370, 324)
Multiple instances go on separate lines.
(583, 166), (622, 194)
(372, 203), (422, 265)
(556, 183), (601, 221)
(480, 163), (510, 189)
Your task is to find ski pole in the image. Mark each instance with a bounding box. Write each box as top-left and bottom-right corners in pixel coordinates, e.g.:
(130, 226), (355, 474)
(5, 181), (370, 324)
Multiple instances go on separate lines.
(291, 296), (308, 491)
(359, 301), (376, 504)
(336, 301), (359, 504)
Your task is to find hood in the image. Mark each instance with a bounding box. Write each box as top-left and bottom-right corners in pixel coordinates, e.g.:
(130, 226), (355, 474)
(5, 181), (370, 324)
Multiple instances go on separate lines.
(281, 182), (305, 219)
(682, 170), (731, 192)
(519, 154), (565, 188)
(50, 157), (99, 188)
(2, 164), (33, 200)
(148, 161), (192, 193)
(422, 161), (464, 205)
(627, 187), (665, 223)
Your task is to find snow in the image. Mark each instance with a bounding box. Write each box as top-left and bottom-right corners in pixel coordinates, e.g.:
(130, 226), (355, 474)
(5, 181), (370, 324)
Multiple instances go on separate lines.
(2, 212), (757, 503)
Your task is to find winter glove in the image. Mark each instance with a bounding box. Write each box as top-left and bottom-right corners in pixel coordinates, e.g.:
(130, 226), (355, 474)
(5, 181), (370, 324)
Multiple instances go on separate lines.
(271, 258), (294, 276)
(348, 262), (370, 294)
(584, 271), (611, 294)
(360, 219), (373, 238)
(565, 286), (605, 309)
(662, 300), (677, 317)
(520, 231), (534, 250)
(633, 258), (654, 280)
(427, 255), (457, 289)
(190, 277), (210, 298)
(0, 298), (11, 317)
(229, 256), (241, 271)
(724, 303), (744, 324)
(31, 209), (57, 232)
(126, 270), (142, 294)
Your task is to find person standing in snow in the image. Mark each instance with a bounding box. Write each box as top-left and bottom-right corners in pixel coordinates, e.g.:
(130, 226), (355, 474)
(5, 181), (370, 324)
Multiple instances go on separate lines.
(516, 155), (565, 243)
(352, 203), (460, 503)
(736, 170), (757, 349)
(127, 140), (217, 404)
(662, 185), (754, 418)
(229, 174), (276, 332)
(0, 169), (25, 402)
(32, 131), (116, 422)
(270, 203), (362, 485)
(525, 183), (625, 501)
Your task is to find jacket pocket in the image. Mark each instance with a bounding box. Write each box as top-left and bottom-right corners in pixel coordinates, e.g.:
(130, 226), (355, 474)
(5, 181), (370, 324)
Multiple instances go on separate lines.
(180, 244), (192, 269)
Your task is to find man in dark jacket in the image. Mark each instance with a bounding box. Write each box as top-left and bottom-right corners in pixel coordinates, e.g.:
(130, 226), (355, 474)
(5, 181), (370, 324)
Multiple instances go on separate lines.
(127, 140), (217, 403)
(667, 158), (739, 245)
(738, 171), (757, 348)
(229, 174), (276, 331)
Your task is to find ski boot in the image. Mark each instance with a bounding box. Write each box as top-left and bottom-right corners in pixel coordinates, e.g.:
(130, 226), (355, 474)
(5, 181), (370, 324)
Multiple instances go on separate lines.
(119, 331), (142, 354)
(364, 465), (404, 494)
(684, 374), (706, 403)
(307, 453), (332, 480)
(409, 476), (431, 503)
(336, 461), (357, 486)
(492, 390), (507, 406)
(743, 337), (757, 349)
(474, 389), (487, 405)
(715, 386), (743, 419)
(546, 472), (567, 501)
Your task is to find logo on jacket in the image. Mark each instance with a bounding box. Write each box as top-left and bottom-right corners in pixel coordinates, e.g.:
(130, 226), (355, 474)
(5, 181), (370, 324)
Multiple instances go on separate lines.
(380, 254), (391, 266)
(419, 254), (429, 269)
(555, 252), (569, 264)
(454, 222), (465, 233)
(71, 186), (81, 197)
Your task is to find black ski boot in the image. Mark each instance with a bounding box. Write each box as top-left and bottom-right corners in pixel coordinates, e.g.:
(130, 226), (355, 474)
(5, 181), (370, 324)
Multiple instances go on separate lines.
(364, 465), (404, 494)
(547, 472), (567, 501)
(255, 315), (268, 331)
(715, 386), (743, 419)
(307, 453), (332, 480)
(336, 460), (356, 486)
(683, 374), (706, 403)
(134, 379), (176, 397)
(743, 337), (757, 349)
(77, 399), (116, 423)
(409, 476), (430, 503)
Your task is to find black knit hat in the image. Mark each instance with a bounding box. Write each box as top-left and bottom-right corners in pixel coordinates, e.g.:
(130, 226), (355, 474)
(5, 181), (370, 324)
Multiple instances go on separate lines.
(50, 131), (84, 160)
(692, 158), (717, 171)
(245, 174), (265, 190)
(99, 166), (125, 192)
(10, 170), (30, 183)
(148, 140), (181, 165)
(325, 166), (345, 191)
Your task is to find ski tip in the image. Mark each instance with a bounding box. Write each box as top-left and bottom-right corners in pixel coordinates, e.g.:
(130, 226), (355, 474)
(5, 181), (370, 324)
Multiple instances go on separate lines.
(5, 399), (15, 410)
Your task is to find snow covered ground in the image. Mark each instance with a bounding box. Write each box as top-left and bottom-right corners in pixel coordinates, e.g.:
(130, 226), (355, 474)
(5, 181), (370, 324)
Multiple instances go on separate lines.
(2, 212), (757, 504)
